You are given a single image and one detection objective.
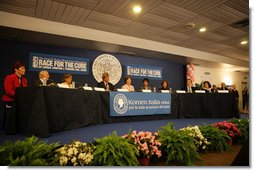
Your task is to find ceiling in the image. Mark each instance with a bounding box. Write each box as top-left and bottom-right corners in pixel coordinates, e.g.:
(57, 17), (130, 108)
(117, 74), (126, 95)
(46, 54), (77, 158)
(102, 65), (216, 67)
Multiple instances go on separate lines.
(0, 0), (249, 71)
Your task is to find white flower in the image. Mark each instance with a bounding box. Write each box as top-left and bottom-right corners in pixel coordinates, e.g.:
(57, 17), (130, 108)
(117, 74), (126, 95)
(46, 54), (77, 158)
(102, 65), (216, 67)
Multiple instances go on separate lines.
(59, 156), (68, 165)
(73, 148), (78, 155)
(78, 153), (85, 159)
(67, 148), (74, 156)
(71, 157), (77, 164)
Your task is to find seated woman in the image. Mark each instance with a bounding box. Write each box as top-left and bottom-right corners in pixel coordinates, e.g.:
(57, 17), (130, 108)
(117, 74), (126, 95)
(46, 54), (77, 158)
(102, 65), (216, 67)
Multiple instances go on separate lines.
(58, 73), (74, 88)
(121, 76), (135, 92)
(202, 81), (212, 93)
(159, 80), (172, 92)
(139, 78), (152, 91)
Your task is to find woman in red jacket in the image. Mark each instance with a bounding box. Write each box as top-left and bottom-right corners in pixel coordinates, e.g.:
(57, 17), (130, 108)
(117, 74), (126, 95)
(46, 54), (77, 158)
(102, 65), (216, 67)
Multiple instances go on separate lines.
(2, 61), (28, 131)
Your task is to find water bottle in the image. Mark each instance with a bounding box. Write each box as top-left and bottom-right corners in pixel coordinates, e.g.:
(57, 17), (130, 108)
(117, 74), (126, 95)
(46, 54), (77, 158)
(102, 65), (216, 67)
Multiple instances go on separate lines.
(72, 81), (75, 88)
(153, 87), (156, 92)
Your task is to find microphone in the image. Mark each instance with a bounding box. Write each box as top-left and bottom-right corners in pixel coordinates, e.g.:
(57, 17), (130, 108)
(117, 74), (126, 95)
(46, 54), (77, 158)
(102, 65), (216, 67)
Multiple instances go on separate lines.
(48, 78), (57, 87)
(72, 81), (83, 89)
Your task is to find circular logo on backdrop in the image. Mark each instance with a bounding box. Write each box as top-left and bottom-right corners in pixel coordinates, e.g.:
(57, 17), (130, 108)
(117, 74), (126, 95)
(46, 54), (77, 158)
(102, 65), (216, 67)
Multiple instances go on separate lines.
(92, 54), (122, 85)
(113, 94), (128, 114)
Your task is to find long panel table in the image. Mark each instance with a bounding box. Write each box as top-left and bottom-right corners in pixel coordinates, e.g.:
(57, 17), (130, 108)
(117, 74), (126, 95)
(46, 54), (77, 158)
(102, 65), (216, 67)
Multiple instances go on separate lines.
(6, 87), (238, 137)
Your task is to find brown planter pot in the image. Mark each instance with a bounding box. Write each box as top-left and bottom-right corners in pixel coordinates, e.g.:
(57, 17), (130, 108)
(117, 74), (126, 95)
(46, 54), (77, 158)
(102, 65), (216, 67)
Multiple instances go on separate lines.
(138, 157), (150, 166)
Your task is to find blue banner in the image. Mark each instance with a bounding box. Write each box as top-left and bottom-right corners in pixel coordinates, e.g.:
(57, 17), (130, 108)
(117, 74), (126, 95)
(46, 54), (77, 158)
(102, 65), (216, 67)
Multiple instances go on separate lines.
(29, 52), (89, 74)
(110, 92), (171, 116)
(126, 64), (162, 80)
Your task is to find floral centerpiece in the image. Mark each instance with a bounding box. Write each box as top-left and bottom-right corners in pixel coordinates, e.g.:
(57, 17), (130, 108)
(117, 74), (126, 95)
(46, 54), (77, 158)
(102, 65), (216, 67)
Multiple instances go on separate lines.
(213, 121), (241, 144)
(55, 140), (95, 166)
(179, 125), (210, 151)
(122, 130), (162, 160)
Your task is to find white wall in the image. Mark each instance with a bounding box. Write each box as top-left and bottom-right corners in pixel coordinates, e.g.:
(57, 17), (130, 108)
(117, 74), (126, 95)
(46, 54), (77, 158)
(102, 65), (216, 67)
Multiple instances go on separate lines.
(193, 66), (249, 112)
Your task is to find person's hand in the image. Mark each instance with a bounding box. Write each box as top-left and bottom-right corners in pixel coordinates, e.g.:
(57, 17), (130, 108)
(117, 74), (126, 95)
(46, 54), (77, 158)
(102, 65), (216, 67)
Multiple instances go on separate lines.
(49, 83), (56, 87)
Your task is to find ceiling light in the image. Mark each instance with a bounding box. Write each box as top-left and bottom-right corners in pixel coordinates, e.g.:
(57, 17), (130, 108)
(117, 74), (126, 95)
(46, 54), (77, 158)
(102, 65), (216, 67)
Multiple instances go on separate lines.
(199, 27), (207, 32)
(133, 5), (142, 14)
(240, 40), (248, 45)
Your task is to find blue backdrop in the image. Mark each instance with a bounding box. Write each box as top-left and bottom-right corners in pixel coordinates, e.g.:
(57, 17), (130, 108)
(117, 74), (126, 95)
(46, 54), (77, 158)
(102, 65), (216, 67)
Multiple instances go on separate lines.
(0, 39), (185, 120)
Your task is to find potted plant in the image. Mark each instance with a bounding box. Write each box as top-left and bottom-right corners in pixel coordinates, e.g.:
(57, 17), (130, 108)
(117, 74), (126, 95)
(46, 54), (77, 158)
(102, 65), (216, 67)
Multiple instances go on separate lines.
(158, 122), (200, 166)
(93, 131), (139, 166)
(0, 136), (59, 166)
(199, 125), (231, 152)
(122, 130), (162, 166)
(179, 125), (210, 152)
(213, 121), (241, 144)
(54, 140), (95, 166)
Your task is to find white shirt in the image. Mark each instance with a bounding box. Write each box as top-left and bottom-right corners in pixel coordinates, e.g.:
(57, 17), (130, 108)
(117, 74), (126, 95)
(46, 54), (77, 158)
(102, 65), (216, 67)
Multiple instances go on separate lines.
(58, 82), (73, 88)
(122, 84), (135, 92)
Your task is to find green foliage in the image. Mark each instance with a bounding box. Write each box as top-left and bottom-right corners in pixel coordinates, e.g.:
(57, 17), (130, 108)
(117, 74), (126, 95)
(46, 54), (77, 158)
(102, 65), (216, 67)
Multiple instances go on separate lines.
(0, 136), (59, 166)
(93, 131), (140, 166)
(228, 118), (249, 143)
(158, 122), (200, 166)
(199, 125), (231, 152)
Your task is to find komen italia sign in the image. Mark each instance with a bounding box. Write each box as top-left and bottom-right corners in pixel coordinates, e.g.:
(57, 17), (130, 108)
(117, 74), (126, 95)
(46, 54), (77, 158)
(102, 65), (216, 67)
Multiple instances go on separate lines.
(110, 92), (171, 116)
(29, 52), (89, 74)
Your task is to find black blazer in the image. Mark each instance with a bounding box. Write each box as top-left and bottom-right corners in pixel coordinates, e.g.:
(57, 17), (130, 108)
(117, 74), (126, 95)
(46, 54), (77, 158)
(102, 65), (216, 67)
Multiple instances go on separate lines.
(34, 79), (55, 87)
(182, 86), (196, 93)
(97, 81), (115, 91)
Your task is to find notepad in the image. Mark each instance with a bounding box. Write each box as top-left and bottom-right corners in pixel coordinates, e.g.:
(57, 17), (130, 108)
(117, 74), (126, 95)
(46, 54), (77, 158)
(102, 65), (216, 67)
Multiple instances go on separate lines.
(83, 86), (93, 91)
(176, 90), (186, 93)
(94, 87), (106, 92)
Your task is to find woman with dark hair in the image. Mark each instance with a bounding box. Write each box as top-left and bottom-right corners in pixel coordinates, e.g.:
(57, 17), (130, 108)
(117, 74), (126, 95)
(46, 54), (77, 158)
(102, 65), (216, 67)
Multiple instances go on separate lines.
(121, 76), (135, 92)
(140, 78), (152, 91)
(202, 81), (212, 93)
(159, 80), (172, 92)
(58, 73), (74, 88)
(2, 61), (28, 131)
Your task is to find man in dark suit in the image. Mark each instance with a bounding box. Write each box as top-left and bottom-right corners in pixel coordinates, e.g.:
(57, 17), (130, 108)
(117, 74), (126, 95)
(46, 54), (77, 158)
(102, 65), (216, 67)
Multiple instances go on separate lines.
(97, 72), (115, 91)
(182, 79), (196, 93)
(34, 70), (55, 86)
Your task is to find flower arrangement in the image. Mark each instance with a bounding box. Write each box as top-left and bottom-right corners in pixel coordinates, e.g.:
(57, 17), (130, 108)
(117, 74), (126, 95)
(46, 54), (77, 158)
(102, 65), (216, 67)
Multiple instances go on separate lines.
(122, 130), (162, 159)
(229, 118), (249, 143)
(213, 121), (241, 143)
(55, 141), (95, 166)
(179, 125), (210, 151)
